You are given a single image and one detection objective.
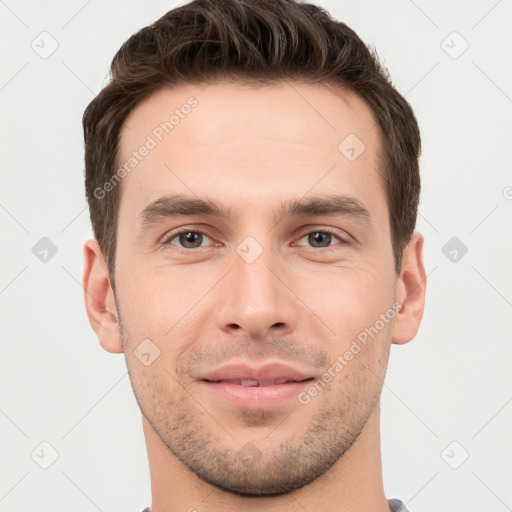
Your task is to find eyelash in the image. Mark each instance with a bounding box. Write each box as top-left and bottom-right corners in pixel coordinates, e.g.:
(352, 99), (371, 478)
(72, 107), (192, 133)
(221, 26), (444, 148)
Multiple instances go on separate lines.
(161, 227), (349, 251)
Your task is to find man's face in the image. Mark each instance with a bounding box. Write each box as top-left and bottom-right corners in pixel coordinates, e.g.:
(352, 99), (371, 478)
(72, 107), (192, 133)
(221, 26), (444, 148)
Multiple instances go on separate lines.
(114, 81), (399, 495)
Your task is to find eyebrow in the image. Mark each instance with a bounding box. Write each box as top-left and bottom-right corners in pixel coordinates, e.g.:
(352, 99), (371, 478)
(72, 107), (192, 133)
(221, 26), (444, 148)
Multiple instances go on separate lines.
(138, 193), (372, 228)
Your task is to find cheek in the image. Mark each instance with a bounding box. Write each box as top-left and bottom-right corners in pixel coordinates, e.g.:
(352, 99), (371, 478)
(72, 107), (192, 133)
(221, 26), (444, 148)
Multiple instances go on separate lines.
(117, 246), (395, 355)
(294, 263), (393, 341)
(117, 263), (214, 356)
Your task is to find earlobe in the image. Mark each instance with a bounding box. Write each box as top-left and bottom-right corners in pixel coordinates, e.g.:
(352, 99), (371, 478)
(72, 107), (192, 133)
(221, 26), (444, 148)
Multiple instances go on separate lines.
(392, 231), (427, 345)
(82, 239), (124, 354)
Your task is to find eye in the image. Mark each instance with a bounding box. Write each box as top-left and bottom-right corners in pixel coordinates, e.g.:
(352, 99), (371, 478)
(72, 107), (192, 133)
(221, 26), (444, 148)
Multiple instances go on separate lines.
(164, 229), (215, 249)
(295, 229), (347, 248)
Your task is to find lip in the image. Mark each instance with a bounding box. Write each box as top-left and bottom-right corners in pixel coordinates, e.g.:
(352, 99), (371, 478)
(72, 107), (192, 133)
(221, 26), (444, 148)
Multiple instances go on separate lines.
(197, 361), (315, 409)
(199, 361), (313, 383)
(199, 379), (314, 409)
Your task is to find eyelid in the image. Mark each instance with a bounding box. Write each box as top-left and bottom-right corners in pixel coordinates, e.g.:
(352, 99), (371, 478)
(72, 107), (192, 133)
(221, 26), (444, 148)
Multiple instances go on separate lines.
(160, 225), (350, 250)
(161, 226), (220, 247)
(293, 226), (350, 247)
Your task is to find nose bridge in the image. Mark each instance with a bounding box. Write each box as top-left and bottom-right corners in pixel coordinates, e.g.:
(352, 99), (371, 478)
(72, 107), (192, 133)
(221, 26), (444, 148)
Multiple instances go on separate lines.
(216, 240), (297, 338)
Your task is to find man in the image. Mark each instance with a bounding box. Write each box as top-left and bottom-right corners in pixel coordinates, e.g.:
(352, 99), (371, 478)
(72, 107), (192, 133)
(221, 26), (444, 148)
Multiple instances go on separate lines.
(82, 0), (426, 510)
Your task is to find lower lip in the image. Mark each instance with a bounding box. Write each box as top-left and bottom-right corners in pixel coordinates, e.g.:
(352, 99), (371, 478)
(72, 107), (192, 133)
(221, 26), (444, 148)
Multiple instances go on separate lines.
(200, 380), (313, 409)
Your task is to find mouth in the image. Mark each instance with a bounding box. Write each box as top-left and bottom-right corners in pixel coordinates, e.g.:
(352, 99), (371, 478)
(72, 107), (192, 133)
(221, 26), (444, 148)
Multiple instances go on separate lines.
(196, 361), (317, 409)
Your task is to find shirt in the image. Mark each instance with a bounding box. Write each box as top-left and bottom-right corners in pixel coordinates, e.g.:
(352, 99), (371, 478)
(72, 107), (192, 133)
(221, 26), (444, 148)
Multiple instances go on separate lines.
(141, 497), (410, 511)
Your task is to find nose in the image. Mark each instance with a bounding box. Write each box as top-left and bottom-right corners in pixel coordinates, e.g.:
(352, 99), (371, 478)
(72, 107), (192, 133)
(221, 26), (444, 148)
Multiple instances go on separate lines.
(215, 246), (298, 340)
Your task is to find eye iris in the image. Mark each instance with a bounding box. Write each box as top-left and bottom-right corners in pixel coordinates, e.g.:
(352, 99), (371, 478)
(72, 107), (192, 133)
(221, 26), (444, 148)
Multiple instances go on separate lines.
(308, 231), (331, 247)
(179, 232), (202, 248)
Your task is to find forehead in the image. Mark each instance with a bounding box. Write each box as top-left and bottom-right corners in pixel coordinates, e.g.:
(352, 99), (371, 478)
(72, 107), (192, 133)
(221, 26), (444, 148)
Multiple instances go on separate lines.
(116, 81), (384, 223)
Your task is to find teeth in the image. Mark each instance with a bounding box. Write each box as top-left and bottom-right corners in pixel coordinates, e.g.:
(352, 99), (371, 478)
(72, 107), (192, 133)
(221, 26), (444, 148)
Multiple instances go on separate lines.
(240, 379), (259, 387)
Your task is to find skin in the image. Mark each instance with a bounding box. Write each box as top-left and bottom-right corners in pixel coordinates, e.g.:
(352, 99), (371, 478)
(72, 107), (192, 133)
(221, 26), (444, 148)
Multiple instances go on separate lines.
(83, 81), (426, 512)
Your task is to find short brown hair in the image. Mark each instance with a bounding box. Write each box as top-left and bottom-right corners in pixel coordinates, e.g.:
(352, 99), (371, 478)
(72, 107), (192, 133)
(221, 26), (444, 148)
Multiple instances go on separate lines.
(83, 0), (421, 279)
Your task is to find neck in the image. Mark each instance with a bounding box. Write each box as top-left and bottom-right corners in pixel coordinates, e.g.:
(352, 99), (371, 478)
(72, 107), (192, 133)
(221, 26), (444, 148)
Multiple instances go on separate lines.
(143, 402), (391, 512)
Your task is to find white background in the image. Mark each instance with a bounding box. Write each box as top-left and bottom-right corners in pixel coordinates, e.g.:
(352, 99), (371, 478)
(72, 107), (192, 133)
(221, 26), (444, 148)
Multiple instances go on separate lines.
(1, 1), (511, 511)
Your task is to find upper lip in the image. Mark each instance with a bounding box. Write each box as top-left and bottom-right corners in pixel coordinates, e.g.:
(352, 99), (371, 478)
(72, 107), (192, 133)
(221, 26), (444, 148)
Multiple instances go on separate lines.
(200, 362), (313, 383)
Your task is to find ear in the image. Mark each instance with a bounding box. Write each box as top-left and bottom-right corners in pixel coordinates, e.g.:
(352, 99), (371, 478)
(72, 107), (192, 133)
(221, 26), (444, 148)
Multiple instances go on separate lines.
(83, 239), (123, 353)
(392, 231), (427, 345)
